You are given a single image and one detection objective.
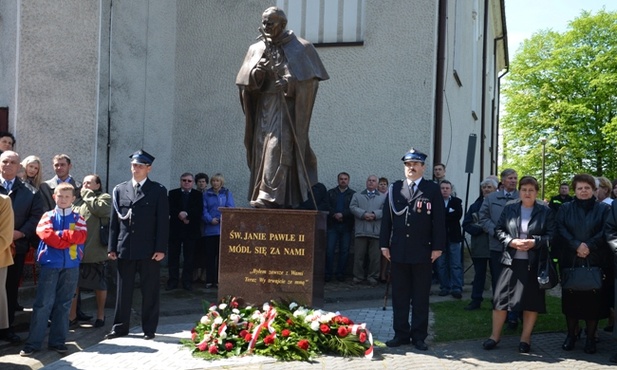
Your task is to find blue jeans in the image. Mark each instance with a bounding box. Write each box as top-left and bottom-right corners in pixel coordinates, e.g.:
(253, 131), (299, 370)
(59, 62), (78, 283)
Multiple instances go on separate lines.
(26, 267), (79, 349)
(436, 242), (463, 293)
(326, 224), (351, 279)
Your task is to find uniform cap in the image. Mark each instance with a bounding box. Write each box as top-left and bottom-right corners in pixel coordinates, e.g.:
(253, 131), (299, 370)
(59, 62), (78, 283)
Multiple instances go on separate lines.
(401, 148), (427, 163)
(130, 149), (155, 165)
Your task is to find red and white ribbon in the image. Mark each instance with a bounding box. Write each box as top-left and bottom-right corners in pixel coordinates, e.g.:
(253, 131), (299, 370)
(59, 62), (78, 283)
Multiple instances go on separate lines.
(350, 323), (374, 359)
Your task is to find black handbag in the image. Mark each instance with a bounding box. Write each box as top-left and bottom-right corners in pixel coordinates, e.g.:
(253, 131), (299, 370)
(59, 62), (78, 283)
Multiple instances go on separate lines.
(537, 244), (558, 290)
(99, 218), (110, 246)
(561, 257), (603, 291)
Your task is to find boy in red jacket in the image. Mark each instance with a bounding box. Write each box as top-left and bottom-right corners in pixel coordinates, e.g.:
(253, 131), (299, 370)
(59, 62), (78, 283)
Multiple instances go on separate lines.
(20, 183), (87, 356)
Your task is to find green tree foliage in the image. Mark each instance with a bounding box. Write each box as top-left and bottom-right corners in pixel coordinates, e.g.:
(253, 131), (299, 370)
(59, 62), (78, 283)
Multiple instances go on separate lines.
(501, 10), (617, 198)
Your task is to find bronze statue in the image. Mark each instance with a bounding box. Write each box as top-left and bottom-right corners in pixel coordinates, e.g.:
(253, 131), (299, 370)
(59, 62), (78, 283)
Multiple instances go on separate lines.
(236, 7), (329, 209)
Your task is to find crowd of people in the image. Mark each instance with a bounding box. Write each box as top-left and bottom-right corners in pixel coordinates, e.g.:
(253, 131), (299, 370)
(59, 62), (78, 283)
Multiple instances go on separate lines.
(3, 128), (617, 361)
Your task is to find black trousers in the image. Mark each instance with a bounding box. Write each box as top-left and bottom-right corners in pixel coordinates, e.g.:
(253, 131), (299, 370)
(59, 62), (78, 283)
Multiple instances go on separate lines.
(167, 237), (196, 287)
(5, 252), (26, 325)
(390, 261), (432, 342)
(204, 235), (220, 284)
(111, 258), (160, 335)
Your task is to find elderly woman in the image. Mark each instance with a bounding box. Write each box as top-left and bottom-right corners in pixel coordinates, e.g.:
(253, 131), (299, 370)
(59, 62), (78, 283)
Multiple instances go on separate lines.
(462, 177), (497, 311)
(69, 174), (112, 327)
(19, 155), (43, 189)
(557, 174), (611, 354)
(596, 176), (613, 205)
(202, 173), (235, 289)
(482, 176), (554, 353)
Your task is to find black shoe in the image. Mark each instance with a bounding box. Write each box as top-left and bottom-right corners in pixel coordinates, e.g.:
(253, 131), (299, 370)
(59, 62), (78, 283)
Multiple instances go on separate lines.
(143, 333), (155, 340)
(451, 292), (462, 299)
(385, 337), (410, 347)
(69, 318), (79, 328)
(438, 290), (449, 296)
(77, 311), (92, 321)
(412, 339), (429, 351)
(165, 284), (177, 291)
(506, 320), (518, 330)
(48, 344), (68, 354)
(183, 284), (192, 291)
(584, 338), (596, 354)
(518, 342), (531, 353)
(465, 301), (481, 311)
(482, 338), (499, 350)
(94, 318), (105, 328)
(562, 336), (576, 351)
(104, 330), (127, 340)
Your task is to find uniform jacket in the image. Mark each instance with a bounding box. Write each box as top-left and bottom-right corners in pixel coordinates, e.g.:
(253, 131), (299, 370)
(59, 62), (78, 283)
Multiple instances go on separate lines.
(168, 188), (203, 240)
(35, 207), (87, 269)
(549, 194), (573, 214)
(462, 196), (490, 258)
(0, 195), (14, 268)
(39, 175), (81, 211)
(73, 188), (111, 263)
(5, 178), (45, 254)
(202, 187), (235, 237)
(479, 189), (520, 252)
(379, 179), (446, 264)
(604, 201), (617, 299)
(495, 200), (555, 268)
(109, 178), (169, 260)
(444, 196), (463, 243)
(327, 187), (356, 230)
(556, 197), (610, 270)
(349, 189), (386, 238)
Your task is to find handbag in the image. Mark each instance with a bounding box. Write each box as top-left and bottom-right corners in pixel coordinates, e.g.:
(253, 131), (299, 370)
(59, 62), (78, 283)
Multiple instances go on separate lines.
(561, 256), (603, 291)
(99, 218), (110, 246)
(537, 244), (558, 290)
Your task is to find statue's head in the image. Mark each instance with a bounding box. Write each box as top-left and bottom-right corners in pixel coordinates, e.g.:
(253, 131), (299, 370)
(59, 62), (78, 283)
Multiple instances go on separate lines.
(261, 7), (287, 39)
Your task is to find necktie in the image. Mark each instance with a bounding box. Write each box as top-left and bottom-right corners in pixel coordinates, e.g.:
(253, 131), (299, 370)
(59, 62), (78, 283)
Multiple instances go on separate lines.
(408, 182), (416, 199)
(3, 180), (11, 191)
(134, 183), (141, 197)
(505, 192), (511, 199)
(367, 191), (375, 199)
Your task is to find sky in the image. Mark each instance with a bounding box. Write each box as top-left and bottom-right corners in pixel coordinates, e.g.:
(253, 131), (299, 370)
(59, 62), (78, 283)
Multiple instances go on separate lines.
(505, 0), (616, 58)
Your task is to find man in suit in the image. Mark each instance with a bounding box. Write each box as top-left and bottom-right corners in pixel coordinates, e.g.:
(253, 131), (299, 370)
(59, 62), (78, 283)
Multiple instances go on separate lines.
(166, 173), (202, 291)
(380, 148), (446, 351)
(105, 150), (169, 340)
(39, 154), (81, 211)
(479, 168), (520, 329)
(435, 180), (464, 298)
(0, 151), (44, 343)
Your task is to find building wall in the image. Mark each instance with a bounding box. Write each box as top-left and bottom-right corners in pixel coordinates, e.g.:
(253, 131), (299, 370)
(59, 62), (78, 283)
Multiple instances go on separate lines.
(0, 0), (505, 207)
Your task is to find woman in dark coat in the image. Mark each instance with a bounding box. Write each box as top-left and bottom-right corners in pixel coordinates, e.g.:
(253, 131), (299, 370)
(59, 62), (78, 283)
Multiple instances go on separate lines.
(482, 176), (554, 353)
(557, 174), (611, 354)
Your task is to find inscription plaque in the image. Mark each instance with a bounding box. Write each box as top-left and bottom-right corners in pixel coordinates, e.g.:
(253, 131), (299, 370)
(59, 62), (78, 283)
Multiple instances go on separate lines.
(218, 208), (326, 307)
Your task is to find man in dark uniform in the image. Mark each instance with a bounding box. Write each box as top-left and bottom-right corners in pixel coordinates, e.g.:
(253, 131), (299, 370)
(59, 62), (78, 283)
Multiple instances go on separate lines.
(549, 182), (573, 214)
(166, 172), (203, 291)
(380, 148), (446, 351)
(105, 150), (169, 340)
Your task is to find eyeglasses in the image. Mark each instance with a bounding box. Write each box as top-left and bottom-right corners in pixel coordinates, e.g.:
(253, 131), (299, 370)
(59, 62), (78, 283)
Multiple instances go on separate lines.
(181, 179), (193, 182)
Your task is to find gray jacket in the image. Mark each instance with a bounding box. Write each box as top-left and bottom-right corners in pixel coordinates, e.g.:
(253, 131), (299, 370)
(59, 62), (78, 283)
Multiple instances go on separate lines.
(478, 189), (519, 252)
(350, 189), (386, 238)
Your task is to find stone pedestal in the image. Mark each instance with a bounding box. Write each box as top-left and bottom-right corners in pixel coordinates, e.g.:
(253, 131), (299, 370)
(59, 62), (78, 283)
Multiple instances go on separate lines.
(218, 208), (326, 307)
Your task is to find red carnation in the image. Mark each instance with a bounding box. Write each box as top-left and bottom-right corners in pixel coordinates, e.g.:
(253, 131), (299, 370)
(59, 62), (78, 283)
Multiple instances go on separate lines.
(337, 326), (349, 337)
(264, 334), (276, 345)
(231, 300), (239, 308)
(225, 342), (234, 351)
(208, 344), (218, 354)
(319, 324), (330, 334)
(239, 330), (248, 338)
(191, 332), (198, 341)
(332, 315), (342, 324)
(341, 317), (353, 325)
(191, 327), (196, 333)
(359, 332), (367, 343)
(286, 319), (293, 325)
(281, 329), (291, 337)
(297, 339), (310, 350)
(244, 333), (252, 342)
(198, 341), (208, 351)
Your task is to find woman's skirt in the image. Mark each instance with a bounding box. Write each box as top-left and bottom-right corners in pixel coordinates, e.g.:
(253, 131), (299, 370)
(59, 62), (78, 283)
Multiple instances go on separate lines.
(493, 259), (546, 313)
(79, 262), (107, 291)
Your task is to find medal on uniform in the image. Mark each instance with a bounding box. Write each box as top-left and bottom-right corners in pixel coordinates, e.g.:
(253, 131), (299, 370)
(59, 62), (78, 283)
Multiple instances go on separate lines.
(417, 200), (422, 213)
(426, 202), (431, 215)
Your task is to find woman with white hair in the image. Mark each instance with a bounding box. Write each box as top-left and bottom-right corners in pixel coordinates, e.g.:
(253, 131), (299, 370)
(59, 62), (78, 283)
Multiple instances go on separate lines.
(462, 177), (498, 311)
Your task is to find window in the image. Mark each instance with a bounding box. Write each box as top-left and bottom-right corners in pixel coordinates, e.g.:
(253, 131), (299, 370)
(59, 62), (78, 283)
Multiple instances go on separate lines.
(276, 0), (366, 45)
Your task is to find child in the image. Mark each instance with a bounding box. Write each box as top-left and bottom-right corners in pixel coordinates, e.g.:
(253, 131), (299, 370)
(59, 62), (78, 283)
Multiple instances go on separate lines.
(20, 183), (87, 356)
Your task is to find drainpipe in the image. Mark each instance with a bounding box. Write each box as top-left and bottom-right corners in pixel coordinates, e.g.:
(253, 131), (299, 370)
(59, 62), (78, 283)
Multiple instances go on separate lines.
(433, 0), (447, 164)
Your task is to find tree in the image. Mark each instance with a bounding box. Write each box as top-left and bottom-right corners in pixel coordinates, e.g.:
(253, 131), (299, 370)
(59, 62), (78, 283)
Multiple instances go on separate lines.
(501, 10), (617, 198)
